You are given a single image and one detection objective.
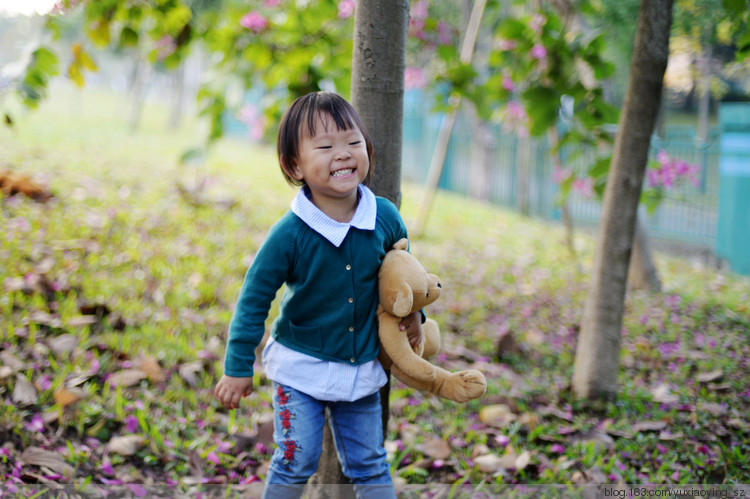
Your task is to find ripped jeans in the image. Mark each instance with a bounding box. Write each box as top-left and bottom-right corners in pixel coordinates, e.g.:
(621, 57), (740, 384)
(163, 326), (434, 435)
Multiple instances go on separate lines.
(262, 383), (395, 499)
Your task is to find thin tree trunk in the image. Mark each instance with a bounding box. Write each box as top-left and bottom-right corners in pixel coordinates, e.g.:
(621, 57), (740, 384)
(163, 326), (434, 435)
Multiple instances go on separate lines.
(572, 0), (673, 402)
(628, 219), (662, 293)
(412, 0), (487, 236)
(309, 1), (409, 494)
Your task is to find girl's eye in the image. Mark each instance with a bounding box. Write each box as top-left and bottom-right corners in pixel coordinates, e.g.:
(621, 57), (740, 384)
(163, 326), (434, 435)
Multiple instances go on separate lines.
(316, 146), (332, 149)
(349, 141), (361, 146)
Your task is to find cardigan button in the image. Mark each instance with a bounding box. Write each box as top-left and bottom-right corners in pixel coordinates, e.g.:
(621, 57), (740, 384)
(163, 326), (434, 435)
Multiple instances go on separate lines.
(348, 297), (354, 303)
(349, 326), (354, 332)
(350, 358), (356, 363)
(346, 264), (351, 270)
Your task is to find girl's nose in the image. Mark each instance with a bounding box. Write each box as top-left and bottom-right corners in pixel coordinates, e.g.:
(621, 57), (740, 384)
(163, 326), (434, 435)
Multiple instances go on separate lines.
(335, 150), (352, 160)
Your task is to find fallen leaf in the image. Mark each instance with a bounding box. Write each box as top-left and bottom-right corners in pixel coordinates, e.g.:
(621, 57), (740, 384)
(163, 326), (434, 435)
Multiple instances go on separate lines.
(54, 387), (88, 407)
(651, 383), (679, 404)
(13, 375), (37, 406)
(48, 334), (78, 355)
(572, 430), (615, 452)
(633, 421), (668, 433)
(108, 369), (147, 387)
(419, 438), (451, 460)
(479, 404), (516, 427)
(179, 361), (203, 387)
(137, 355), (166, 384)
(108, 435), (146, 456)
(515, 450), (531, 471)
(66, 315), (98, 328)
(699, 402), (728, 417)
(519, 413), (540, 431)
(0, 350), (25, 371)
(696, 370), (723, 384)
(21, 447), (74, 478)
(475, 454), (503, 473)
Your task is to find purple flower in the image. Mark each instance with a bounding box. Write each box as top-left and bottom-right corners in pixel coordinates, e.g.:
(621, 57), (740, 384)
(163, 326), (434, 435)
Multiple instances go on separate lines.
(25, 413), (45, 433)
(125, 415), (139, 433)
(206, 451), (221, 465)
(240, 11), (268, 33)
(530, 44), (547, 60)
(502, 75), (515, 92)
(495, 434), (510, 446)
(100, 460), (115, 476)
(549, 443), (566, 453)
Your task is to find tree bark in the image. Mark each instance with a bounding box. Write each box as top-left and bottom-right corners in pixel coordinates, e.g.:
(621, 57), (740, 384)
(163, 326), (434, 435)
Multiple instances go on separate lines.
(628, 219), (662, 293)
(572, 0), (673, 402)
(351, 0), (410, 208)
(310, 1), (409, 493)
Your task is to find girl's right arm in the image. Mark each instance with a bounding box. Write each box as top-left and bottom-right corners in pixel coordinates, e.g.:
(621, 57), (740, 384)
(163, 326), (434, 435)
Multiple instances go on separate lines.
(222, 218), (295, 378)
(215, 375), (253, 409)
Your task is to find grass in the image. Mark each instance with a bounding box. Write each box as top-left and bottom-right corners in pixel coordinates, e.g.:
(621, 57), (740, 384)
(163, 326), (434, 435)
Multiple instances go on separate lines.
(1, 84), (749, 495)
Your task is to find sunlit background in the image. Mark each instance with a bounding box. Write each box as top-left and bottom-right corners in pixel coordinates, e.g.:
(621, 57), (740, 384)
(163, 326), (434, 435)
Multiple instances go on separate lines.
(0, 0), (56, 15)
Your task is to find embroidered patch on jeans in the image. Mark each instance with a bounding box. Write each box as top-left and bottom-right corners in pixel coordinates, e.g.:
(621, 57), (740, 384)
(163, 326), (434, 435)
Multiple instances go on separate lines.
(276, 386), (299, 469)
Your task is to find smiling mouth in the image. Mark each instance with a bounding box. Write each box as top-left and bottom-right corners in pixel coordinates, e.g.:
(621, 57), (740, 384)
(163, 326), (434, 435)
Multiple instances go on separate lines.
(331, 168), (355, 177)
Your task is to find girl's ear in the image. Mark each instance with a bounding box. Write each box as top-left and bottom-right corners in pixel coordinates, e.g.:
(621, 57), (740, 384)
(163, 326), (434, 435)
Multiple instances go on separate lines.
(281, 155), (303, 181)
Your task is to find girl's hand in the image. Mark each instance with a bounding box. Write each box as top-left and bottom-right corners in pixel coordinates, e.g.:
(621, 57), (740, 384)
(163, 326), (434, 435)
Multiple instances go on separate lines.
(215, 375), (253, 409)
(399, 311), (423, 348)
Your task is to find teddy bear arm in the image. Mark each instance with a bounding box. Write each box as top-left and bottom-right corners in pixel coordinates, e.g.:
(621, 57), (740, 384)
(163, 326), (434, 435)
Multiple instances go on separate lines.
(392, 365), (487, 403)
(378, 312), (436, 383)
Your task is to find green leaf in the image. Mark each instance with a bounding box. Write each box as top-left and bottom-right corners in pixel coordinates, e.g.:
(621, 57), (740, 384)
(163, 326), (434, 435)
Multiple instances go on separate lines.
(120, 26), (139, 47)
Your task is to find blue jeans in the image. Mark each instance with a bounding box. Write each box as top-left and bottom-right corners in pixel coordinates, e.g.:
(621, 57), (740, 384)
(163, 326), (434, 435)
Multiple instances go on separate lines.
(262, 383), (395, 499)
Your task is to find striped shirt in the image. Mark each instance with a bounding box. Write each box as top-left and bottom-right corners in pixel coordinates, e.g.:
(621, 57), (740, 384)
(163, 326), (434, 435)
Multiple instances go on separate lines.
(261, 185), (388, 402)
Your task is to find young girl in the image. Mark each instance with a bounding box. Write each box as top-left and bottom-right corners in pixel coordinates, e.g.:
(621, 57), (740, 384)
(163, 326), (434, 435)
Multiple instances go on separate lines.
(215, 91), (422, 498)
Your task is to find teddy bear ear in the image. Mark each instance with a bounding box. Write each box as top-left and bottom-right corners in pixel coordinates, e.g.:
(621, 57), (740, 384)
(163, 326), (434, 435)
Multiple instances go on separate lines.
(393, 238), (409, 251)
(392, 282), (414, 317)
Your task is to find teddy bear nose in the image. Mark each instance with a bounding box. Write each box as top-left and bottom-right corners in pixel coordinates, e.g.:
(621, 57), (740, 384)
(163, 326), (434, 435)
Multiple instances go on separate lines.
(437, 282), (442, 288)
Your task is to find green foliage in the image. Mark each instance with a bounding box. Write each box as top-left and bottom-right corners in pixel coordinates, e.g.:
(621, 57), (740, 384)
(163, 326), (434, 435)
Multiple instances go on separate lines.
(17, 47), (59, 109)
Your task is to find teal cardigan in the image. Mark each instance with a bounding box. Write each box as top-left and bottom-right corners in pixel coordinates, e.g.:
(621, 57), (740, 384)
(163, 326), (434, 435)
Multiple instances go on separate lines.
(223, 197), (408, 378)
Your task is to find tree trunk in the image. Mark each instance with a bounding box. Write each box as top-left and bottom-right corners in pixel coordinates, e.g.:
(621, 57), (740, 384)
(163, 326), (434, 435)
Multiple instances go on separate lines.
(628, 219), (662, 293)
(572, 0), (673, 402)
(309, 1), (409, 493)
(351, 0), (410, 208)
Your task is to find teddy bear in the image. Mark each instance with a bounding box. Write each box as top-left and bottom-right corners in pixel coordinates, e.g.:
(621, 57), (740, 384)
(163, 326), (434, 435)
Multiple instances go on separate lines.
(377, 239), (487, 403)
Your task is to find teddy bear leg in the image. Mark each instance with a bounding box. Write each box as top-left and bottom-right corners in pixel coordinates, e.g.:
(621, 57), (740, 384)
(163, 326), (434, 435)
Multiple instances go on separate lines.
(379, 313), (437, 383)
(392, 365), (487, 403)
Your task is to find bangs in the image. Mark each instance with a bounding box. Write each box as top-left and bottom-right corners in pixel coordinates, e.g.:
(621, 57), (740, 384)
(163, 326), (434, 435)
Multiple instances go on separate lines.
(300, 93), (360, 137)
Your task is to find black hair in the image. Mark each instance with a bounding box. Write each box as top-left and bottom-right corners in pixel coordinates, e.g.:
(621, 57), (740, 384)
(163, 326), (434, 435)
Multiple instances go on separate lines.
(276, 91), (374, 186)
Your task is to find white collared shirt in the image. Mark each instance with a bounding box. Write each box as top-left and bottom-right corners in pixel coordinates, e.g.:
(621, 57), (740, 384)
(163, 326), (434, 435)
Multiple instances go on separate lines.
(262, 184), (388, 402)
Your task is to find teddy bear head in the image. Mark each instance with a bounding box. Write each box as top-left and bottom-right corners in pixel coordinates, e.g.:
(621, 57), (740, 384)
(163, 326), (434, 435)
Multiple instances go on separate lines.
(379, 239), (442, 318)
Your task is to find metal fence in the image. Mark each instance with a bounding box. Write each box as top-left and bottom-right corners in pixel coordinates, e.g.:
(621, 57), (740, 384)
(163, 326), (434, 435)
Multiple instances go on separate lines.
(402, 91), (720, 248)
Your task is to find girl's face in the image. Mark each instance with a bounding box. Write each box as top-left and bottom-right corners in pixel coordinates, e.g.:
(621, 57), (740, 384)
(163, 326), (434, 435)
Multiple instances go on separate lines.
(290, 112), (370, 208)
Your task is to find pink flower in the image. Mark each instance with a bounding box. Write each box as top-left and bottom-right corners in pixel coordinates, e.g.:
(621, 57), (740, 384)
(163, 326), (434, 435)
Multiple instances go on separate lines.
(409, 18), (426, 39)
(404, 66), (427, 90)
(497, 39), (517, 51)
(240, 11), (268, 33)
(529, 13), (546, 33)
(549, 443), (566, 453)
(155, 35), (176, 61)
(531, 44), (547, 60)
(338, 0), (355, 19)
(552, 165), (572, 184)
(572, 177), (594, 198)
(412, 0), (429, 20)
(264, 0), (283, 6)
(502, 75), (515, 92)
(437, 21), (452, 45)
